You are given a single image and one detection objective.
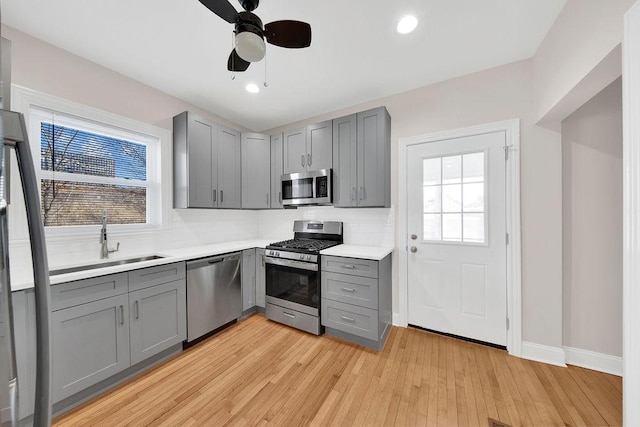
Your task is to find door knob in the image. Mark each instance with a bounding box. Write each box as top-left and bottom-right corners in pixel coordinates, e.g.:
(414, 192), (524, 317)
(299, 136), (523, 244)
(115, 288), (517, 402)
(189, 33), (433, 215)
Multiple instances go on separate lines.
(410, 246), (417, 253)
(411, 234), (417, 240)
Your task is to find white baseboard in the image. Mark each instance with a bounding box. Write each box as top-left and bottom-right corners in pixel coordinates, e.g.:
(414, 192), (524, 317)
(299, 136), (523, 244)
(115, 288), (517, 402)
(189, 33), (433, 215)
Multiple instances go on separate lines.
(564, 346), (623, 376)
(392, 312), (404, 327)
(521, 341), (567, 367)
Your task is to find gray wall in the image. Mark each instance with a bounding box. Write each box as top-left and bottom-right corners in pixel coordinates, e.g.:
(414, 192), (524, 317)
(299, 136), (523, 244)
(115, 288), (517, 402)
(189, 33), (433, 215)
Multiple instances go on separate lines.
(561, 78), (623, 356)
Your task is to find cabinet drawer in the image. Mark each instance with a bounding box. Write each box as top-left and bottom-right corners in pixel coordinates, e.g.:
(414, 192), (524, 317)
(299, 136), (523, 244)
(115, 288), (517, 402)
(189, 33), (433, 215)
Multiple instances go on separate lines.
(51, 273), (128, 311)
(129, 262), (186, 292)
(322, 272), (378, 309)
(321, 256), (378, 278)
(321, 300), (378, 341)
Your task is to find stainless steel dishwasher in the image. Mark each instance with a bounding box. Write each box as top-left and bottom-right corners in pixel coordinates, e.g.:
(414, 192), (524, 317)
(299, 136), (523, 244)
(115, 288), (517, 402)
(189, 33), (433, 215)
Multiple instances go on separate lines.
(186, 252), (242, 342)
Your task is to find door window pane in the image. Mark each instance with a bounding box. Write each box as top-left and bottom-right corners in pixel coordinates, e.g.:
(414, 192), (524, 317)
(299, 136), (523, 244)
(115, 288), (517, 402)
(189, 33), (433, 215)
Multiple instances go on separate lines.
(442, 155), (462, 184)
(463, 182), (484, 212)
(423, 186), (441, 213)
(463, 213), (485, 242)
(423, 158), (441, 185)
(421, 150), (486, 244)
(442, 184), (461, 212)
(423, 214), (442, 240)
(463, 152), (484, 183)
(442, 213), (462, 241)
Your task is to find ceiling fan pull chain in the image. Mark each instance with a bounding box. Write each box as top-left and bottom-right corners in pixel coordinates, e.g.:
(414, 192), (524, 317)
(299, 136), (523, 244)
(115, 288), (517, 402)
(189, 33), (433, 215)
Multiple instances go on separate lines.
(264, 48), (268, 88)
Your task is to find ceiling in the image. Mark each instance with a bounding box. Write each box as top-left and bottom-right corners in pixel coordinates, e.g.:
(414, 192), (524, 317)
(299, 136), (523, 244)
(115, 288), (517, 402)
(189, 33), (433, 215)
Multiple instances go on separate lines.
(1, 0), (566, 132)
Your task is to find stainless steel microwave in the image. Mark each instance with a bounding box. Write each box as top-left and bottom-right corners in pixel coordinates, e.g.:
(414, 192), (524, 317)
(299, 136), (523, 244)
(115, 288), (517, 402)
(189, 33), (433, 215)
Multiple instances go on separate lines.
(281, 169), (332, 206)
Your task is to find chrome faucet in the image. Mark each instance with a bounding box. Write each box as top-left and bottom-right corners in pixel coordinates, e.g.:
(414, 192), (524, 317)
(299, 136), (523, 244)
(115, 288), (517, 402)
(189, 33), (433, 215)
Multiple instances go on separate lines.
(100, 209), (120, 259)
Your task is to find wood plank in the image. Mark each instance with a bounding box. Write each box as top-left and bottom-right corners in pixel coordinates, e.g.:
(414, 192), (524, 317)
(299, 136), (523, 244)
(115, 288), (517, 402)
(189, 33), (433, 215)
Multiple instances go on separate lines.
(54, 314), (622, 427)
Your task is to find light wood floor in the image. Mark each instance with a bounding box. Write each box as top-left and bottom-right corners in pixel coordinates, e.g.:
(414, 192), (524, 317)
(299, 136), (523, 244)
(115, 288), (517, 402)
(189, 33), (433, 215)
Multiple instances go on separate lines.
(54, 314), (622, 426)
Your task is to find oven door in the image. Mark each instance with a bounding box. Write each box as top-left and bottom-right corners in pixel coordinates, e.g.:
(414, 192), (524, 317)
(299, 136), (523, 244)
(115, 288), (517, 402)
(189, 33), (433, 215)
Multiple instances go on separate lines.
(265, 257), (319, 316)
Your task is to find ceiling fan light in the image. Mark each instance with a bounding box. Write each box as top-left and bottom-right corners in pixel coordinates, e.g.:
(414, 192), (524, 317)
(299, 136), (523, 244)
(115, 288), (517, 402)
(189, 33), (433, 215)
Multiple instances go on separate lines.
(245, 83), (260, 93)
(235, 31), (266, 62)
(397, 15), (418, 34)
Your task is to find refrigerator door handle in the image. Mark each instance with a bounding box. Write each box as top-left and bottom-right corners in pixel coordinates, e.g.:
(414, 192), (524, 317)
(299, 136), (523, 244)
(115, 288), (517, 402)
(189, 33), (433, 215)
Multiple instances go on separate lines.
(4, 111), (53, 427)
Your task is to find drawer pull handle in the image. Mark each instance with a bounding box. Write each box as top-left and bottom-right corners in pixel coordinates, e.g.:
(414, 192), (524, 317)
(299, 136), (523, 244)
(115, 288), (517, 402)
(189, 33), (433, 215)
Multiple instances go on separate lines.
(341, 287), (356, 293)
(340, 315), (356, 322)
(283, 312), (296, 319)
(119, 305), (124, 325)
(341, 264), (356, 269)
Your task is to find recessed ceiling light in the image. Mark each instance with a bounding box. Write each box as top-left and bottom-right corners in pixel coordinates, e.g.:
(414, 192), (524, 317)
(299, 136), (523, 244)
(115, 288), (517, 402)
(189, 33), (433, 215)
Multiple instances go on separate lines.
(397, 15), (418, 34)
(245, 83), (260, 94)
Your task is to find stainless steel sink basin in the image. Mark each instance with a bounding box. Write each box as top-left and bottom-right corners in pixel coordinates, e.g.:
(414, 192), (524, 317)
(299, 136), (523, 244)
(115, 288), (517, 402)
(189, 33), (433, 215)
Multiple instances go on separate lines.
(49, 255), (166, 276)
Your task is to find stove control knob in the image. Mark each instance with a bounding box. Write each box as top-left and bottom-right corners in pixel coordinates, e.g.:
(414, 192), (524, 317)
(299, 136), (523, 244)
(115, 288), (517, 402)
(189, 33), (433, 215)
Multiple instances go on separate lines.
(306, 255), (312, 261)
(276, 252), (280, 257)
(299, 255), (304, 260)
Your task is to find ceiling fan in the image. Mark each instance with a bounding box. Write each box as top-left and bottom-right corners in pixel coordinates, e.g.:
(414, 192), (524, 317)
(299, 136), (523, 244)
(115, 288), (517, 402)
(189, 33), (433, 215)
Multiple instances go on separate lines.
(198, 0), (312, 72)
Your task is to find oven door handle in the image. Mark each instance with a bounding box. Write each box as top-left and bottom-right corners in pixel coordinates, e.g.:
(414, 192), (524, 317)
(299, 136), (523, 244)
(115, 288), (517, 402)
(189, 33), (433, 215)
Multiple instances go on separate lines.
(265, 257), (319, 272)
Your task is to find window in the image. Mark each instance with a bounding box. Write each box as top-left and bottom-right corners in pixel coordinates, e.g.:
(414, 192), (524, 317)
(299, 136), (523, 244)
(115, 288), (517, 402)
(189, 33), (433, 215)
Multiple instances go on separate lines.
(423, 151), (486, 243)
(29, 106), (161, 229)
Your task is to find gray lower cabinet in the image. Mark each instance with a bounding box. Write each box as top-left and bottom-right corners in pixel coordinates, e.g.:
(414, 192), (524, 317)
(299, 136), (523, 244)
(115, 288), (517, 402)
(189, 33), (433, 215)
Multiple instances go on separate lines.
(241, 133), (271, 209)
(242, 249), (256, 311)
(255, 248), (266, 308)
(332, 107), (391, 207)
(129, 280), (186, 365)
(50, 262), (186, 403)
(270, 133), (284, 208)
(173, 111), (241, 209)
(321, 253), (392, 350)
(52, 293), (131, 402)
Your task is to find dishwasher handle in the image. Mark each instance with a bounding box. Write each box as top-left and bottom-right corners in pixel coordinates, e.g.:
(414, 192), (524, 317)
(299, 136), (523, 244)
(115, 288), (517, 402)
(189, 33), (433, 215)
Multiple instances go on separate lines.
(187, 253), (241, 270)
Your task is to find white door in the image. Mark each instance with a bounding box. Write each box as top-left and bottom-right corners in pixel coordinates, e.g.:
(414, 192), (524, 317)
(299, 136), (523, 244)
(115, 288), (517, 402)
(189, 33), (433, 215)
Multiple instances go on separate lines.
(407, 131), (507, 346)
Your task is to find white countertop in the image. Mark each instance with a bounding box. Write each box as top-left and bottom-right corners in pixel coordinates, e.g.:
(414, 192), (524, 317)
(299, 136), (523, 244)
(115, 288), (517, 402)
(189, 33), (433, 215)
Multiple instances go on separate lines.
(11, 239), (273, 292)
(11, 240), (393, 291)
(320, 245), (393, 261)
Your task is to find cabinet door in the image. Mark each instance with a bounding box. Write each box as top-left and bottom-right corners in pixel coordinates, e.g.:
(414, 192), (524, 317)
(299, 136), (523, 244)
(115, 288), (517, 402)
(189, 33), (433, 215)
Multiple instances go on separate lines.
(332, 114), (358, 207)
(307, 120), (333, 170)
(241, 133), (271, 209)
(51, 294), (130, 402)
(217, 125), (242, 209)
(357, 107), (390, 207)
(129, 280), (186, 365)
(255, 249), (266, 308)
(242, 249), (256, 311)
(270, 133), (284, 208)
(283, 128), (306, 174)
(187, 114), (217, 208)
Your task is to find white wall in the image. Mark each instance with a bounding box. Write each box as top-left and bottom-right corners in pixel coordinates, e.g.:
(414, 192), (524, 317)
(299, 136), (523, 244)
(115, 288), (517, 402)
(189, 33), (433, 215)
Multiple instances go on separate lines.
(562, 78), (623, 357)
(533, 0), (636, 122)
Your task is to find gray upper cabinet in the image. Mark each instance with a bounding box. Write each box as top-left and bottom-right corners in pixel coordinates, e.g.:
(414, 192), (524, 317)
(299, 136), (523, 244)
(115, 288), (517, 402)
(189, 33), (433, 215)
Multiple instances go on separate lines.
(283, 121), (333, 174)
(217, 125), (242, 209)
(283, 127), (306, 174)
(270, 133), (284, 208)
(173, 111), (241, 209)
(306, 120), (333, 170)
(242, 133), (271, 209)
(333, 107), (391, 208)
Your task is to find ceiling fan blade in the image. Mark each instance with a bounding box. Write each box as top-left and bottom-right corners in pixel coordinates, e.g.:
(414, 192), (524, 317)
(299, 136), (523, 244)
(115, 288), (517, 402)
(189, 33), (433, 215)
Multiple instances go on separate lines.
(264, 20), (312, 48)
(198, 0), (239, 24)
(227, 49), (251, 72)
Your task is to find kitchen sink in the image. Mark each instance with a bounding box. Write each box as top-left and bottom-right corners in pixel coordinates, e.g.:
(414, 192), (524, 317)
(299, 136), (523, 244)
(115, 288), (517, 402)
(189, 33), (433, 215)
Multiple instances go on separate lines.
(49, 255), (166, 276)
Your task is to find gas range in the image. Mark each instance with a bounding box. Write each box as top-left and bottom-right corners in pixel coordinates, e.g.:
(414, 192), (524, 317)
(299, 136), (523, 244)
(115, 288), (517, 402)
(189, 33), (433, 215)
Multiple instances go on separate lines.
(266, 221), (343, 263)
(264, 220), (343, 335)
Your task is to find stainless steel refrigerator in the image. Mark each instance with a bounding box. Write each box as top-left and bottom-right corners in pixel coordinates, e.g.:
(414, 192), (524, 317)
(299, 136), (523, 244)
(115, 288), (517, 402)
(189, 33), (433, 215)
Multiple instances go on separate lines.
(0, 14), (53, 427)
